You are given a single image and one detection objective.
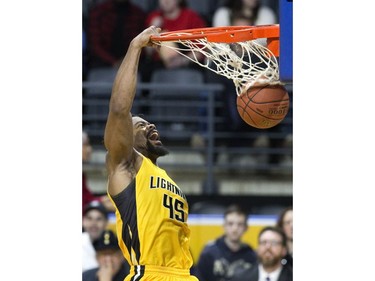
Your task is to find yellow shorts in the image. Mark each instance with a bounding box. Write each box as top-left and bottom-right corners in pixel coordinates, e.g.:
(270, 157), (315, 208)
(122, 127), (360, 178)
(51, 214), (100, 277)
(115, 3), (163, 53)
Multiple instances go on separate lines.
(125, 265), (199, 281)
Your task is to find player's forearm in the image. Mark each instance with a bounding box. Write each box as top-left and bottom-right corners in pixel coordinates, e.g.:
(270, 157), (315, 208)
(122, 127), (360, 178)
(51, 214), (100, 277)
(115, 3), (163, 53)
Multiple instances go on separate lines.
(109, 41), (142, 115)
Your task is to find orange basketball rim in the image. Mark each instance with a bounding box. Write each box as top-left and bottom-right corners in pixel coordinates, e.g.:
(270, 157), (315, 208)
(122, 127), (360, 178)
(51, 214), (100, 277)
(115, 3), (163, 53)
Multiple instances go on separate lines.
(151, 25), (280, 57)
(151, 25), (282, 95)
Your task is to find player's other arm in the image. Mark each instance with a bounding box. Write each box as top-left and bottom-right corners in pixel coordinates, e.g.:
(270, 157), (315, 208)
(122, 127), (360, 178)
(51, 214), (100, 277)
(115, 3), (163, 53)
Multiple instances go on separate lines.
(104, 26), (160, 195)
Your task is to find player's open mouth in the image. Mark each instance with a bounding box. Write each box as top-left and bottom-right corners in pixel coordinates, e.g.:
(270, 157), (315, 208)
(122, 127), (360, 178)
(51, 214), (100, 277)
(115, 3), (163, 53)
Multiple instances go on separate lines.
(148, 130), (162, 145)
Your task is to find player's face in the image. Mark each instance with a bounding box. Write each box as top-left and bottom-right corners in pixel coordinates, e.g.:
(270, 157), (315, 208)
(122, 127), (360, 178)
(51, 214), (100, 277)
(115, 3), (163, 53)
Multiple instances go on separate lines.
(223, 212), (247, 243)
(257, 230), (286, 267)
(132, 116), (169, 157)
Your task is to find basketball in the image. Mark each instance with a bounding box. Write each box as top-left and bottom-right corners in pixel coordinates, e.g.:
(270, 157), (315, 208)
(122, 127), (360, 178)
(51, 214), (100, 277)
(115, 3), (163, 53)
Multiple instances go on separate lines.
(236, 84), (289, 129)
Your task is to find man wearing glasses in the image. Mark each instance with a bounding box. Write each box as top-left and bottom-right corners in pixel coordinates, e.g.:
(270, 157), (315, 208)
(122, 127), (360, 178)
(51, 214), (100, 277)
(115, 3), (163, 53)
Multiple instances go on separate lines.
(232, 226), (293, 281)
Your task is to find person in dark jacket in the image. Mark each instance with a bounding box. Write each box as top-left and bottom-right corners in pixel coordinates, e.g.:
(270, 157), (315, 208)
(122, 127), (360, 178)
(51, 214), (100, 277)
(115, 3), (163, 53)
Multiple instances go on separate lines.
(193, 204), (257, 281)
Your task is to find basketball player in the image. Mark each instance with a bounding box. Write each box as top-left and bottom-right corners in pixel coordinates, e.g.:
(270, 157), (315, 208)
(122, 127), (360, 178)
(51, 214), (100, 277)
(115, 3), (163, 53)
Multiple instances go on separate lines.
(104, 26), (199, 281)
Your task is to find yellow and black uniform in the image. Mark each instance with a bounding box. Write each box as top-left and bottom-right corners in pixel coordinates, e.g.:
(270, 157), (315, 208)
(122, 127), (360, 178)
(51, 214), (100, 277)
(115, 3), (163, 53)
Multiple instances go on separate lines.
(109, 154), (198, 281)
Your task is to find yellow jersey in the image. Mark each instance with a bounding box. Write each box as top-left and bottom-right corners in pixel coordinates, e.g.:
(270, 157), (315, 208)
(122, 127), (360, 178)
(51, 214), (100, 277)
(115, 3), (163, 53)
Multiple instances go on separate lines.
(109, 154), (193, 270)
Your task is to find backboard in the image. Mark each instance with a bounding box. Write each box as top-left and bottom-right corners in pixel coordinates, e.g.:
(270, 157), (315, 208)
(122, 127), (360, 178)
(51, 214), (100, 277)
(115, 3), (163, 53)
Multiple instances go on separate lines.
(279, 0), (293, 82)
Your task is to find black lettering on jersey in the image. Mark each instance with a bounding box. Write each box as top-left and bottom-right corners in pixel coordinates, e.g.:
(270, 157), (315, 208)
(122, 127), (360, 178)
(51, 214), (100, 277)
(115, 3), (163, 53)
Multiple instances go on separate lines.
(150, 176), (156, 188)
(174, 187), (181, 197)
(167, 181), (173, 192)
(149, 176), (187, 200)
(161, 178), (166, 189)
(163, 194), (185, 222)
(174, 199), (185, 222)
(163, 194), (174, 219)
(157, 177), (160, 188)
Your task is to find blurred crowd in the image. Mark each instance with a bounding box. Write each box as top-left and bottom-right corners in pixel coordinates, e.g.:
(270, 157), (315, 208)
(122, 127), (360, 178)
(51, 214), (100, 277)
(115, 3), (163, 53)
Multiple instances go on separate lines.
(82, 0), (278, 80)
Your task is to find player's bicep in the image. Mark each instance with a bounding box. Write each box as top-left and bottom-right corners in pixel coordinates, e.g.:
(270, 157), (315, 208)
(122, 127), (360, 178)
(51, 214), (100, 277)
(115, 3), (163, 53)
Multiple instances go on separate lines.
(104, 111), (133, 164)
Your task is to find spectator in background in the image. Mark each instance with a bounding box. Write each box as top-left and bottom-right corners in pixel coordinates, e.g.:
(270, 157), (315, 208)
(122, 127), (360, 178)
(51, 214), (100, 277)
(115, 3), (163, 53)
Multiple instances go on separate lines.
(83, 130), (115, 214)
(276, 207), (293, 267)
(83, 230), (130, 281)
(230, 10), (255, 26)
(193, 204), (257, 281)
(87, 0), (146, 70)
(146, 0), (206, 41)
(232, 226), (293, 281)
(144, 0), (207, 70)
(82, 201), (110, 272)
(212, 0), (277, 27)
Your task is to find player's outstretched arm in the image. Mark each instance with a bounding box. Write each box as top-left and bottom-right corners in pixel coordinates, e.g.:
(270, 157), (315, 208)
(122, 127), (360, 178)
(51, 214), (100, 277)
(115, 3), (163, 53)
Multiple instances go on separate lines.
(104, 26), (160, 194)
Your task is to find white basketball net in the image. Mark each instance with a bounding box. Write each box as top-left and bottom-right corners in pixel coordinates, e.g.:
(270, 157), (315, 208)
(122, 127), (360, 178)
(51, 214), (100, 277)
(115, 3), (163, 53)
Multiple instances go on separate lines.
(153, 36), (281, 96)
